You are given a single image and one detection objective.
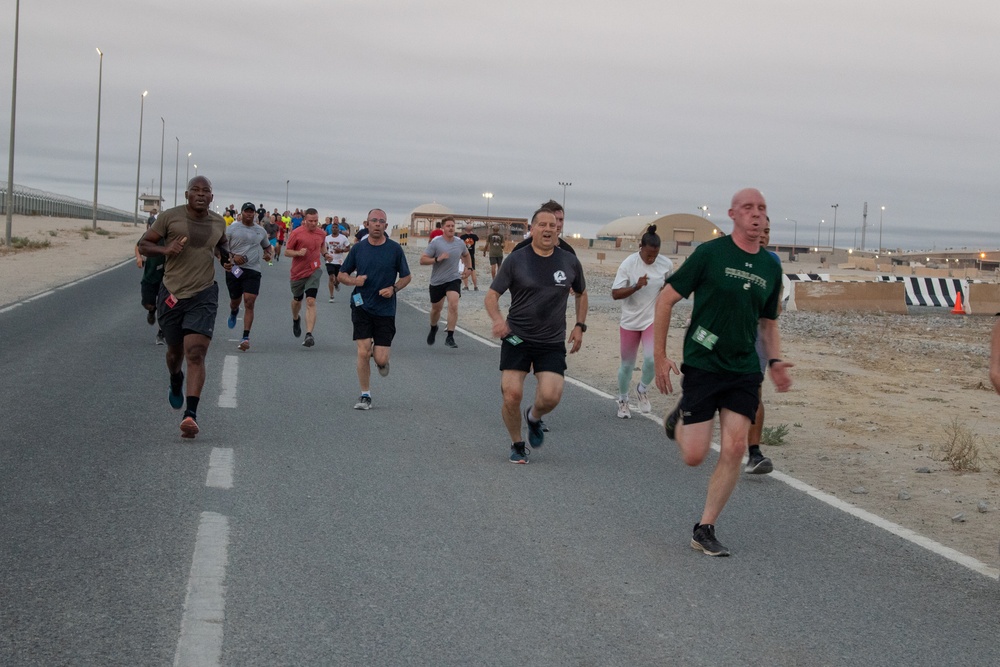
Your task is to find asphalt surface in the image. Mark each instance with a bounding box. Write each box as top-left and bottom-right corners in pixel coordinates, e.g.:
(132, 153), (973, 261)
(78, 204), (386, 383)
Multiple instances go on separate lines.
(1, 260), (997, 666)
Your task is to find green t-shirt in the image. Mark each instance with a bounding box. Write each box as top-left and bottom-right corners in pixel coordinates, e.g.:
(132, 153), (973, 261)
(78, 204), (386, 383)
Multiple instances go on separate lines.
(666, 235), (782, 375)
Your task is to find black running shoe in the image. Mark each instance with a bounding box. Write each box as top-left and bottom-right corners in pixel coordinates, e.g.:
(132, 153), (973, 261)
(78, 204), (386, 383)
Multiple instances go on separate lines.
(746, 450), (774, 474)
(509, 441), (528, 464)
(691, 523), (730, 557)
(427, 325), (438, 345)
(664, 404), (681, 441)
(302, 332), (315, 347)
(292, 317), (302, 338)
(146, 310), (156, 325)
(445, 333), (457, 348)
(524, 406), (544, 448)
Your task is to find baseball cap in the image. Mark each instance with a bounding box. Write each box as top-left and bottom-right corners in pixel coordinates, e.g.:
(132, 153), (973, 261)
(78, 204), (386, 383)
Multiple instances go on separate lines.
(241, 202), (256, 212)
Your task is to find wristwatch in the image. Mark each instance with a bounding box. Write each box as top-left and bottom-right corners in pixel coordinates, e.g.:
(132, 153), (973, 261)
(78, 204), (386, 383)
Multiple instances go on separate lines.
(575, 322), (587, 332)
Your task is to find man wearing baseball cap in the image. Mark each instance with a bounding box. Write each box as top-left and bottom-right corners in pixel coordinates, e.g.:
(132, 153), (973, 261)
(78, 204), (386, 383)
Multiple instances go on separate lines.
(224, 202), (273, 351)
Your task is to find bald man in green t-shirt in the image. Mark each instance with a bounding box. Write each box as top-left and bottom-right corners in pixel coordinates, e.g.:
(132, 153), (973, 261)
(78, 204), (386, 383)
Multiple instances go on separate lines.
(653, 187), (794, 557)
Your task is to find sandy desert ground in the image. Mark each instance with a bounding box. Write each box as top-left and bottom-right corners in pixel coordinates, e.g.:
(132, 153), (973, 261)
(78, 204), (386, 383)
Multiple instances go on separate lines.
(2, 215), (997, 571)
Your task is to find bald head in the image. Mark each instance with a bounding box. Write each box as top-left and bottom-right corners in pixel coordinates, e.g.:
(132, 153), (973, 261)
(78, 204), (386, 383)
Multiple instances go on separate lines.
(730, 188), (764, 209)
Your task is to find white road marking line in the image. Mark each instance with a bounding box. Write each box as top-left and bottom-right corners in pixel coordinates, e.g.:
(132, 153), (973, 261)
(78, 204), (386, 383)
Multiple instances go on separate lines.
(173, 511), (229, 667)
(206, 448), (234, 489)
(217, 355), (238, 408)
(56, 259), (133, 290)
(0, 303), (22, 314)
(23, 290), (55, 302)
(403, 297), (1000, 580)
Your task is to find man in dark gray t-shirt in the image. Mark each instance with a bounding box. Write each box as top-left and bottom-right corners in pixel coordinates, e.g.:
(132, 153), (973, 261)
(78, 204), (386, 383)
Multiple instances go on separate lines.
(485, 208), (588, 464)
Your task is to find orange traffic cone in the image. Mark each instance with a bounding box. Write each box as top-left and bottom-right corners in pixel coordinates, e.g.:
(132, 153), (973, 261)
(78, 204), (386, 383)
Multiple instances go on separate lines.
(952, 292), (966, 314)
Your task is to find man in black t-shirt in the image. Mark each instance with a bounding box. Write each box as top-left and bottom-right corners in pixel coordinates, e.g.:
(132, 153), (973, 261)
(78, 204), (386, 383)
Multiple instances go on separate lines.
(484, 208), (588, 464)
(459, 223), (479, 291)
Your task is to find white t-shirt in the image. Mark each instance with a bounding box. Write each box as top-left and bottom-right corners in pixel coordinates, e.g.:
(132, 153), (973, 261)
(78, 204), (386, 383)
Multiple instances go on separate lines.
(612, 252), (674, 331)
(325, 233), (350, 265)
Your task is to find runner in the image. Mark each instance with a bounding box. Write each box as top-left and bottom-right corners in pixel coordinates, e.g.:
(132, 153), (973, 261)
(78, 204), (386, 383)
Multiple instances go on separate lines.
(324, 223), (351, 302)
(746, 217), (782, 474)
(274, 213), (287, 263)
(134, 239), (165, 345)
(654, 187), (793, 556)
(137, 175), (228, 439)
(486, 224), (505, 279)
(420, 216), (473, 348)
(459, 223), (480, 291)
(484, 208), (588, 463)
(611, 224), (673, 418)
(262, 213), (278, 265)
(224, 202), (273, 352)
(338, 208), (412, 410)
(284, 208), (328, 348)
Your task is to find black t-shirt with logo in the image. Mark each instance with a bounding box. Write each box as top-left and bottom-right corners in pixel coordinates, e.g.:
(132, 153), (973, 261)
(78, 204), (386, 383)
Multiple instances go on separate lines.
(490, 246), (585, 344)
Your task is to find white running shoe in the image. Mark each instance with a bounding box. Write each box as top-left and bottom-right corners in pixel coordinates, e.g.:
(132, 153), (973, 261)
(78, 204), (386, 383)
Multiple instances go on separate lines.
(617, 399), (632, 419)
(636, 386), (652, 414)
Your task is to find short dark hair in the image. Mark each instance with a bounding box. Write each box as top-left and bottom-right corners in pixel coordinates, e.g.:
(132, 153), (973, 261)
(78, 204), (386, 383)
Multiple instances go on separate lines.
(304, 207), (318, 216)
(539, 199), (563, 213)
(441, 216), (455, 225)
(530, 208), (556, 225)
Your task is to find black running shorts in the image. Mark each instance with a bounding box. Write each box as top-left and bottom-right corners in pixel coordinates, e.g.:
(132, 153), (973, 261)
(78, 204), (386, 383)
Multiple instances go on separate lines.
(428, 279), (462, 304)
(351, 306), (396, 347)
(678, 364), (762, 425)
(156, 283), (219, 346)
(225, 268), (262, 300)
(499, 338), (567, 375)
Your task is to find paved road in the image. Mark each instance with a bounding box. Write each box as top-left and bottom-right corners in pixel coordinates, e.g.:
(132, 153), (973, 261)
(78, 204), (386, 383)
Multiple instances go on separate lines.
(1, 262), (997, 666)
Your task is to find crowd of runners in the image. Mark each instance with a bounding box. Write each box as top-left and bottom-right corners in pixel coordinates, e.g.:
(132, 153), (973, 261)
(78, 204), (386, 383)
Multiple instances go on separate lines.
(136, 178), (792, 557)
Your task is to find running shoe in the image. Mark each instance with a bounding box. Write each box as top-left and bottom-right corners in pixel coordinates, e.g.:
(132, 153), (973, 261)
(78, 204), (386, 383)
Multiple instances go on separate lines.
(691, 523), (730, 556)
(155, 331), (165, 346)
(445, 333), (457, 348)
(227, 309), (238, 329)
(238, 337), (250, 352)
(146, 310), (156, 325)
(664, 404), (681, 441)
(636, 386), (652, 414)
(329, 296), (335, 303)
(427, 325), (438, 345)
(168, 373), (184, 410)
(377, 361), (390, 377)
(303, 332), (315, 347)
(180, 415), (200, 439)
(617, 399), (631, 419)
(353, 395), (372, 410)
(524, 406), (544, 448)
(509, 441), (529, 464)
(292, 317), (302, 338)
(746, 450), (774, 475)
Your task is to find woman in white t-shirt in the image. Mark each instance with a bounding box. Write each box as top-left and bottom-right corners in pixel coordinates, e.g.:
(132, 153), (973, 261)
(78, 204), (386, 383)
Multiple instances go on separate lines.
(611, 225), (673, 419)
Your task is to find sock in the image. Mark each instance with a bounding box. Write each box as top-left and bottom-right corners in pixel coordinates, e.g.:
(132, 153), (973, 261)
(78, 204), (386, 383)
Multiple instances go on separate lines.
(242, 330), (250, 338)
(637, 381), (647, 394)
(361, 391), (371, 398)
(446, 330), (454, 335)
(186, 396), (200, 416)
(430, 324), (438, 331)
(618, 394), (628, 401)
(748, 444), (762, 456)
(170, 371), (184, 391)
(527, 407), (538, 423)
(231, 308), (239, 316)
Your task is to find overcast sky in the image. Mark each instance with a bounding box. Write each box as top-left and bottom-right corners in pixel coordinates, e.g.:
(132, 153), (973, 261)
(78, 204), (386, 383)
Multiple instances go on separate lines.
(1, 1), (997, 250)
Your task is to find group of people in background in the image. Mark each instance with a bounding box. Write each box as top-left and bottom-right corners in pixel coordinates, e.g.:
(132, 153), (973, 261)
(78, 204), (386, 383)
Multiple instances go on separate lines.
(135, 178), (792, 557)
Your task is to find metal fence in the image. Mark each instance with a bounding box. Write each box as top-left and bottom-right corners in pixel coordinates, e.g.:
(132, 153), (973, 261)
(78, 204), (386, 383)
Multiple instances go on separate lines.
(0, 181), (138, 224)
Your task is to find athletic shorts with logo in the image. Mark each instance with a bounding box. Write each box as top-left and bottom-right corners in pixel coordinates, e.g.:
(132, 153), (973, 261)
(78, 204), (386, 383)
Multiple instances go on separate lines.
(156, 282), (219, 346)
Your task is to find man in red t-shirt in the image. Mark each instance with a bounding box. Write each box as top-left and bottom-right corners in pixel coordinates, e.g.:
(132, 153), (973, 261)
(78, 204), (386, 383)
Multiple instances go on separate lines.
(284, 207), (330, 347)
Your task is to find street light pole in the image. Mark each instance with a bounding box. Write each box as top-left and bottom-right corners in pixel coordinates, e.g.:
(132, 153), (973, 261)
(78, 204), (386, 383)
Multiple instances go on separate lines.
(285, 180), (289, 211)
(157, 117), (164, 213)
(133, 90), (148, 226)
(879, 205), (885, 252)
(193, 163), (198, 177)
(185, 152), (191, 187)
(173, 137), (179, 207)
(558, 181), (572, 210)
(786, 218), (798, 259)
(91, 47), (103, 231)
(482, 192), (493, 217)
(5, 0), (20, 246)
(817, 219), (824, 249)
(698, 205), (708, 218)
(830, 203), (839, 252)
